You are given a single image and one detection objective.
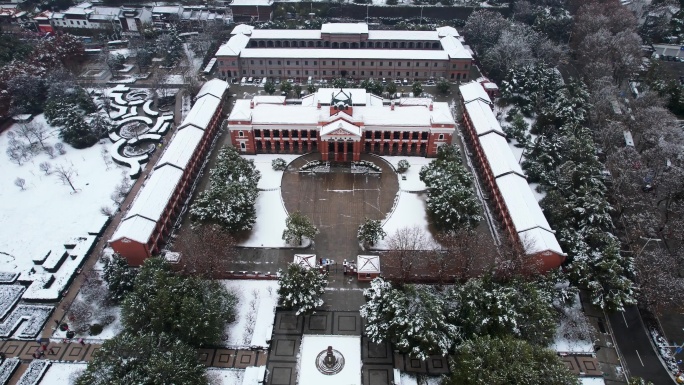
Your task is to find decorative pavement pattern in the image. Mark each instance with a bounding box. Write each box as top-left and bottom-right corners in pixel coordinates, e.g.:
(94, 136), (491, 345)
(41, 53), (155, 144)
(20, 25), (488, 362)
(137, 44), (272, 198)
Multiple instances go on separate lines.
(265, 310), (449, 385)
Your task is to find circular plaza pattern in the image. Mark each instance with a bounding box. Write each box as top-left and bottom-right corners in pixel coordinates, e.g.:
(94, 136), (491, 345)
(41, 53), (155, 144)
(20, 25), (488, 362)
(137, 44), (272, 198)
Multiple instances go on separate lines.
(281, 154), (399, 258)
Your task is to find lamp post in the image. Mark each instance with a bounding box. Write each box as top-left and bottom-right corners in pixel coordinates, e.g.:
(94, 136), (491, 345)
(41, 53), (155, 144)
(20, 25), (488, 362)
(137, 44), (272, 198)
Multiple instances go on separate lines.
(419, 6), (423, 26)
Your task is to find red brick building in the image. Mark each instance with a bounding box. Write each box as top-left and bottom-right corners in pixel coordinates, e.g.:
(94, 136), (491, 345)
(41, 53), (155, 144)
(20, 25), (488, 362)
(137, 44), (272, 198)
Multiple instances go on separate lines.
(230, 0), (273, 22)
(228, 88), (456, 161)
(109, 79), (228, 266)
(215, 23), (473, 82)
(459, 81), (566, 272)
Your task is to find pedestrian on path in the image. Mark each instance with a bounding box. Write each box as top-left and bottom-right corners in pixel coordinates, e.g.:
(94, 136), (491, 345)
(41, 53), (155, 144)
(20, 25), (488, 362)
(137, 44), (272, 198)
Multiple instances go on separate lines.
(48, 348), (55, 355)
(78, 338), (85, 345)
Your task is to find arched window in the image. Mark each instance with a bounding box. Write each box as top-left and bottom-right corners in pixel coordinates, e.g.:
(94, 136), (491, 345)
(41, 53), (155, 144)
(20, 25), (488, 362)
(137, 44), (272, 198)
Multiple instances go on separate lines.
(392, 42), (398, 48)
(308, 41), (314, 47)
(360, 42), (366, 48)
(383, 42), (389, 48)
(324, 41), (330, 47)
(432, 42), (439, 49)
(400, 42), (406, 48)
(267, 41), (274, 47)
(284, 41), (290, 47)
(341, 42), (349, 48)
(416, 42), (422, 48)
(408, 42), (414, 48)
(332, 42), (339, 48)
(276, 41), (282, 47)
(258, 41), (265, 47)
(317, 41), (323, 47)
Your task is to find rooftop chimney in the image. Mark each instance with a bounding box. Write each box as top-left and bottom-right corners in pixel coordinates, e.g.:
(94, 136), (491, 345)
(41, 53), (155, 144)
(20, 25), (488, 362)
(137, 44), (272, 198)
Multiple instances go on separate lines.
(390, 101), (395, 111)
(250, 100), (254, 109)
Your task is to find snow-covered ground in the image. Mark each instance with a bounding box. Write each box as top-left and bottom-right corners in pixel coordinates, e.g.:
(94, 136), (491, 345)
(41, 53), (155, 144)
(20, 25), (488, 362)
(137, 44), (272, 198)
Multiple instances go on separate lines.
(164, 74), (185, 84)
(39, 363), (86, 385)
(242, 154), (300, 190)
(183, 43), (203, 76)
(221, 280), (278, 348)
(298, 335), (361, 385)
(399, 372), (441, 385)
(237, 190), (289, 248)
(374, 191), (438, 250)
(581, 378), (605, 385)
(0, 114), (128, 276)
(378, 156), (433, 192)
(207, 368), (244, 385)
(51, 305), (122, 343)
(551, 293), (594, 354)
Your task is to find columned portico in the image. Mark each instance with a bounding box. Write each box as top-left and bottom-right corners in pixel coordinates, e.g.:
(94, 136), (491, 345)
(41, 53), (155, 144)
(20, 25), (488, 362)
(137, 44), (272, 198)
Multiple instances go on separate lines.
(320, 120), (362, 162)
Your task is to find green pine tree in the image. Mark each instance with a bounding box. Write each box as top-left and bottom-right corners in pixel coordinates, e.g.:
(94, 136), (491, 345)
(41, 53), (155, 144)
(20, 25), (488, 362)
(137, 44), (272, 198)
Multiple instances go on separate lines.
(282, 211), (318, 245)
(278, 263), (327, 315)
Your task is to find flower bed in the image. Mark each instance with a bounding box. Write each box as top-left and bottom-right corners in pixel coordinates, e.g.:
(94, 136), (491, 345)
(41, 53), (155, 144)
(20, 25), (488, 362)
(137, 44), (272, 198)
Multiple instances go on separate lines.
(351, 160), (382, 174)
(0, 305), (54, 338)
(0, 358), (20, 385)
(0, 286), (25, 319)
(123, 143), (156, 157)
(300, 160), (330, 173)
(650, 328), (680, 374)
(16, 360), (50, 385)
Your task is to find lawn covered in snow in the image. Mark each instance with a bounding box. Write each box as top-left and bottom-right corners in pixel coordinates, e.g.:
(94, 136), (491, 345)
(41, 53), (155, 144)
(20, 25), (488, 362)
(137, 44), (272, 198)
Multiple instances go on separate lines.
(551, 293), (594, 354)
(241, 154), (300, 190)
(379, 156), (433, 192)
(0, 114), (128, 275)
(373, 191), (439, 250)
(38, 363), (86, 385)
(298, 335), (361, 385)
(221, 280), (278, 348)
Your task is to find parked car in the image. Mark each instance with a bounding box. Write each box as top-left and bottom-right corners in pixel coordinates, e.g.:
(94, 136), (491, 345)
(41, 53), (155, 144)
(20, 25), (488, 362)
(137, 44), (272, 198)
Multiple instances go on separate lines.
(247, 77), (253, 83)
(394, 79), (402, 85)
(403, 78), (408, 85)
(287, 78), (294, 83)
(382, 78), (387, 85)
(275, 78), (281, 84)
(426, 80), (436, 86)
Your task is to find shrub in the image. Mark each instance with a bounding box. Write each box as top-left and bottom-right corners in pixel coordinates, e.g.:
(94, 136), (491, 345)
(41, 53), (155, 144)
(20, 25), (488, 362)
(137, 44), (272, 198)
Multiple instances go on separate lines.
(89, 323), (103, 336)
(272, 158), (287, 171)
(397, 159), (410, 173)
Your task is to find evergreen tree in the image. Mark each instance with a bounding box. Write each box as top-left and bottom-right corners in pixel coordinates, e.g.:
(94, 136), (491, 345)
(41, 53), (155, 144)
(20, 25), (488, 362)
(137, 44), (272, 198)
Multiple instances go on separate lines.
(361, 278), (458, 360)
(75, 332), (208, 385)
(419, 145), (482, 231)
(411, 82), (423, 96)
(190, 146), (260, 232)
(445, 335), (579, 385)
(161, 26), (183, 67)
(121, 258), (237, 347)
(386, 82), (397, 96)
(264, 81), (276, 95)
(357, 217), (387, 246)
(277, 263), (327, 315)
(58, 111), (98, 149)
(282, 211), (318, 245)
(280, 81), (292, 94)
(447, 277), (557, 346)
(503, 113), (530, 147)
(102, 253), (137, 303)
(396, 159), (410, 173)
(437, 79), (450, 94)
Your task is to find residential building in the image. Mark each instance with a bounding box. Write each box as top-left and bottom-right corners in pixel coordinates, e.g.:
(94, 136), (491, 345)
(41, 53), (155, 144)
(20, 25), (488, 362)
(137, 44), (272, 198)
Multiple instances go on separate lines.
(215, 23), (473, 81)
(227, 88), (455, 161)
(109, 79), (228, 266)
(230, 0), (273, 22)
(47, 3), (151, 32)
(459, 81), (566, 272)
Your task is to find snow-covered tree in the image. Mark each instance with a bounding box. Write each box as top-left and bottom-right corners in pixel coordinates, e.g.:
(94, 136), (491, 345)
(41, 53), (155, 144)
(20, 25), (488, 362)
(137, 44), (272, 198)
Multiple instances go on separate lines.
(190, 146), (260, 232)
(419, 145), (482, 232)
(122, 257), (237, 347)
(159, 26), (183, 67)
(445, 335), (579, 385)
(358, 217), (386, 246)
(396, 159), (410, 173)
(360, 278), (458, 360)
(102, 253), (137, 303)
(282, 211), (318, 246)
(411, 82), (423, 96)
(105, 53), (126, 75)
(272, 157), (287, 171)
(264, 81), (276, 95)
(75, 331), (208, 385)
(503, 113), (530, 147)
(447, 277), (557, 346)
(462, 10), (509, 55)
(14, 177), (25, 190)
(277, 263), (327, 315)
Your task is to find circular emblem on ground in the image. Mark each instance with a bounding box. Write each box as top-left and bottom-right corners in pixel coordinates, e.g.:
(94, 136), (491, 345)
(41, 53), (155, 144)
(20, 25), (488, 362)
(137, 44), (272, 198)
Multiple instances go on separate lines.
(315, 346), (345, 375)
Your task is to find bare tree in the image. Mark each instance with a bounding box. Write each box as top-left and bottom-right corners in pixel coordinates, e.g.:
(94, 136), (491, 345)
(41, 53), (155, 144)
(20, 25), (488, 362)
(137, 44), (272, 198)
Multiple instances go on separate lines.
(28, 121), (50, 150)
(175, 224), (238, 279)
(6, 142), (29, 165)
(635, 246), (684, 316)
(436, 228), (497, 281)
(100, 147), (112, 170)
(383, 226), (433, 283)
(14, 177), (26, 190)
(44, 145), (55, 159)
(54, 164), (78, 193)
(55, 142), (66, 155)
(15, 122), (36, 147)
(100, 205), (114, 216)
(494, 234), (542, 280)
(39, 161), (52, 175)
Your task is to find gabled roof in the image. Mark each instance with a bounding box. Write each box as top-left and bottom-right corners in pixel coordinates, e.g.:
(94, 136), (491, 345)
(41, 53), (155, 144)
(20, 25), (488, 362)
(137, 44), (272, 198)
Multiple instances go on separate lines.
(320, 120), (361, 137)
(110, 215), (156, 244)
(231, 0), (273, 6)
(216, 34), (250, 56)
(439, 35), (472, 60)
(436, 26), (459, 37)
(231, 23), (255, 35)
(479, 133), (525, 178)
(518, 227), (565, 256)
(293, 254), (317, 270)
(459, 81), (491, 104)
(496, 173), (553, 234)
(124, 165), (183, 223)
(196, 78), (228, 100)
(179, 95), (221, 130)
(464, 100), (503, 137)
(155, 126), (204, 171)
(357, 255), (380, 273)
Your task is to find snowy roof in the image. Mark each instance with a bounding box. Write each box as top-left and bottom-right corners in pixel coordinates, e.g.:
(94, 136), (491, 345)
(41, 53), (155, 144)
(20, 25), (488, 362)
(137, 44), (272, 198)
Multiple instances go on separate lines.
(152, 6), (182, 14)
(357, 255), (380, 273)
(237, 48), (450, 60)
(478, 133), (525, 178)
(518, 227), (564, 256)
(243, 367), (266, 385)
(459, 81), (491, 104)
(430, 102), (455, 125)
(249, 29), (320, 40)
(495, 173), (553, 233)
(196, 78), (228, 100)
(436, 26), (459, 37)
(92, 6), (121, 15)
(321, 22), (368, 34)
(464, 100), (503, 137)
(228, 99), (253, 121)
(321, 120), (361, 137)
(439, 36), (472, 59)
(180, 95), (221, 130)
(231, 0), (273, 6)
(110, 215), (157, 244)
(231, 23), (255, 35)
(293, 254), (317, 270)
(124, 165), (183, 223)
(318, 88), (367, 105)
(253, 95), (286, 105)
(216, 34), (251, 57)
(155, 126), (204, 171)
